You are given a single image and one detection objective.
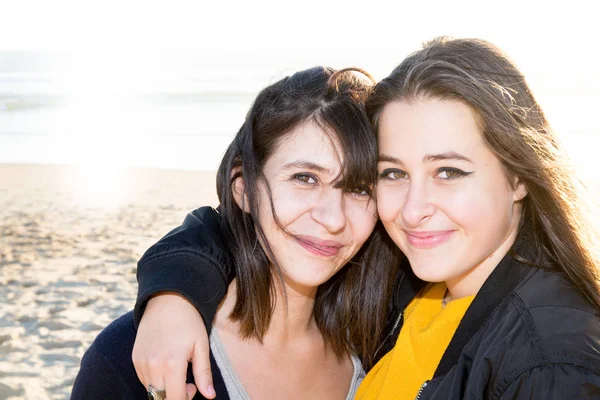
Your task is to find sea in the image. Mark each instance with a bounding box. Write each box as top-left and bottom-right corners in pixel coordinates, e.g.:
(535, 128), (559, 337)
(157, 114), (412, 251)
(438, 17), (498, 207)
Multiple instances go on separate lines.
(0, 51), (598, 179)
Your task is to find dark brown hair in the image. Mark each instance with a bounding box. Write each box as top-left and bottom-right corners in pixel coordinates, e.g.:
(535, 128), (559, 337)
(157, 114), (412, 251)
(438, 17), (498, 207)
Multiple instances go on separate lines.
(216, 66), (398, 367)
(367, 37), (600, 309)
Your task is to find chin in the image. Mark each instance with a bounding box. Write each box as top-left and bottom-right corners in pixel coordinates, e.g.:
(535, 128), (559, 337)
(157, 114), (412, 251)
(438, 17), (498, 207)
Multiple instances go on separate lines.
(299, 272), (336, 287)
(282, 270), (336, 291)
(409, 260), (451, 284)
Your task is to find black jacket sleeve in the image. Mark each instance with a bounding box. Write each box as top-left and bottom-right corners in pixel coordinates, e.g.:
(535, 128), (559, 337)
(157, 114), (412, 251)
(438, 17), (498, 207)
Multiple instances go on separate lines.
(133, 206), (235, 330)
(498, 363), (600, 400)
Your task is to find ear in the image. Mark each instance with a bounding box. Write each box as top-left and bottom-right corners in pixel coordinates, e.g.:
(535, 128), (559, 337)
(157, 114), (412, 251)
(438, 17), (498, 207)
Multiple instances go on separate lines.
(232, 168), (250, 213)
(512, 177), (528, 202)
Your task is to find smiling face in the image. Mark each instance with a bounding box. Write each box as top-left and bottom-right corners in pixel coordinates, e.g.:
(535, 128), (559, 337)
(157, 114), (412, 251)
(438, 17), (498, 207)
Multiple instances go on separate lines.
(244, 121), (377, 294)
(376, 98), (527, 298)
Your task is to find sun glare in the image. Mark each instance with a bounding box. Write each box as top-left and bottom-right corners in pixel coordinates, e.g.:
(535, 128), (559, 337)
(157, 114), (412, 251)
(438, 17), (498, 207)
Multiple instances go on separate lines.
(53, 51), (148, 207)
(72, 164), (129, 208)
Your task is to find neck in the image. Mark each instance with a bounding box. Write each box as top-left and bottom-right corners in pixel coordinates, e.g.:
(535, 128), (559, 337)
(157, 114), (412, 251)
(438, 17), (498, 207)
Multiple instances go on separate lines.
(268, 276), (319, 340)
(216, 275), (319, 344)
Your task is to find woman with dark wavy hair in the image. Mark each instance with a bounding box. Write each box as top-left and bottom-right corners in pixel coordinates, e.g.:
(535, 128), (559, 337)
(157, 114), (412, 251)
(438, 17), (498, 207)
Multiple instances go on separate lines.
(95, 38), (600, 399)
(72, 66), (398, 399)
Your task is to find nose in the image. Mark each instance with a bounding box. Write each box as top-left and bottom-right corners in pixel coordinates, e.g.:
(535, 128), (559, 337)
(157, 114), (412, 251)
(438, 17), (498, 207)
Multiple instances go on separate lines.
(311, 188), (346, 233)
(401, 180), (436, 228)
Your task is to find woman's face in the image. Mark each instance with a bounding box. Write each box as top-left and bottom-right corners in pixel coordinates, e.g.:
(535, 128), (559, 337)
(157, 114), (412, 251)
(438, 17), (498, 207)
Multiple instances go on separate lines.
(376, 98), (526, 296)
(252, 122), (377, 293)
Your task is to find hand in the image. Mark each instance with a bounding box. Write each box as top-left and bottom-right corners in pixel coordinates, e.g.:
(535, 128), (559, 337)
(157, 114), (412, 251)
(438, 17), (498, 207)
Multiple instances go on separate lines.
(132, 293), (216, 400)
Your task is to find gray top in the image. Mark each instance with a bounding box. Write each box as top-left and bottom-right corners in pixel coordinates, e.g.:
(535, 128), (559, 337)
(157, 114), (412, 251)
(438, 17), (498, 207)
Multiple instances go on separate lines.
(210, 329), (365, 400)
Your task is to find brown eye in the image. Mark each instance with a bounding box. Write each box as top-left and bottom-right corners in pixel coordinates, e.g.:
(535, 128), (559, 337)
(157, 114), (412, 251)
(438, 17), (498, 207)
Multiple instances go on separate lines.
(437, 168), (472, 179)
(379, 169), (407, 180)
(293, 173), (318, 184)
(350, 185), (372, 197)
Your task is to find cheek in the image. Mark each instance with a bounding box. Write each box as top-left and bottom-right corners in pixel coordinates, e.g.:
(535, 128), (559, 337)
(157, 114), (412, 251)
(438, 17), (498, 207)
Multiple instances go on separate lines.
(441, 185), (511, 233)
(268, 185), (316, 226)
(346, 199), (378, 243)
(376, 185), (403, 223)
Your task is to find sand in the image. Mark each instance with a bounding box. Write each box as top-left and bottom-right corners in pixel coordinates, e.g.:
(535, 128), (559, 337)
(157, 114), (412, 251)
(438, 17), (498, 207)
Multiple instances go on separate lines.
(0, 163), (598, 400)
(0, 164), (218, 399)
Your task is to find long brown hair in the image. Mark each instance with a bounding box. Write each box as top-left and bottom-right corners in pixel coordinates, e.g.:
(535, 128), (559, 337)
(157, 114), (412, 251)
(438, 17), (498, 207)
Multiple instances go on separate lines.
(217, 66), (398, 367)
(367, 37), (600, 309)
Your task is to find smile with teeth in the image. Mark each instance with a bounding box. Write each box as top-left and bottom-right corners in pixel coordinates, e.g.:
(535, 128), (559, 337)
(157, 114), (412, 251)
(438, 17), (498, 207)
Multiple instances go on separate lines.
(295, 235), (343, 257)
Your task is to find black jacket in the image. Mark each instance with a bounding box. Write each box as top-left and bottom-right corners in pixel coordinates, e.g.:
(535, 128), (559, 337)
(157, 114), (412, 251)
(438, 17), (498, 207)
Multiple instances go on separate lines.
(71, 311), (230, 399)
(135, 207), (600, 399)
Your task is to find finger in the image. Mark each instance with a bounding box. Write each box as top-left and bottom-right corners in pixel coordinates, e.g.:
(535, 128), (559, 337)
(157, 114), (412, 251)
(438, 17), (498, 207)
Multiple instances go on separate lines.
(147, 356), (166, 394)
(163, 361), (188, 400)
(192, 346), (215, 399)
(132, 347), (150, 389)
(194, 367), (215, 399)
(186, 383), (197, 399)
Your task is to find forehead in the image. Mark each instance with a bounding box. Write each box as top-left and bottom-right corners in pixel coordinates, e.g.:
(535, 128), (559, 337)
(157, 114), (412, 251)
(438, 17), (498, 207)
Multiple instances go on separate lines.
(267, 121), (343, 169)
(378, 99), (485, 160)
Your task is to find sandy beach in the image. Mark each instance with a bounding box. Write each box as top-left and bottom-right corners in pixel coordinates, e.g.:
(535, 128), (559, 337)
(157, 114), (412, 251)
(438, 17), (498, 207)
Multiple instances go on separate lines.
(0, 162), (598, 400)
(0, 164), (218, 399)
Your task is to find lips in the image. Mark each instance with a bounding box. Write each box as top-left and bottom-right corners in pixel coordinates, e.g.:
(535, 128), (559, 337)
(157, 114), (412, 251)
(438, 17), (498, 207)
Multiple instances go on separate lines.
(295, 235), (343, 257)
(404, 230), (455, 249)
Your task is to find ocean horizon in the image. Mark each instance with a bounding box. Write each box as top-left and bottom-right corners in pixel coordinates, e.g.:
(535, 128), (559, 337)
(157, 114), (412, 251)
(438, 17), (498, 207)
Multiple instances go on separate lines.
(1, 52), (599, 175)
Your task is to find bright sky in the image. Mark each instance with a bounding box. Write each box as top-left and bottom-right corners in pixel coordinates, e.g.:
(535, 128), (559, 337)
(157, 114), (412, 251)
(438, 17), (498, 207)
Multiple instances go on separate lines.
(2, 1), (598, 68)
(2, 0), (598, 92)
(2, 0), (599, 114)
(1, 0), (598, 206)
(2, 0), (599, 134)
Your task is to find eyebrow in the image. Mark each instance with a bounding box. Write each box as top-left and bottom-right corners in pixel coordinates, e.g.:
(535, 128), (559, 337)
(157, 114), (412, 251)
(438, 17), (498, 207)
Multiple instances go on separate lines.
(378, 151), (474, 164)
(281, 161), (330, 173)
(425, 152), (474, 163)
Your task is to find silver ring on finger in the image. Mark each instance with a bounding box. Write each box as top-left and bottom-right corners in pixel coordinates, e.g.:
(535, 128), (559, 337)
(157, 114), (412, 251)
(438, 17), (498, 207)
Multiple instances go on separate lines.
(147, 384), (166, 400)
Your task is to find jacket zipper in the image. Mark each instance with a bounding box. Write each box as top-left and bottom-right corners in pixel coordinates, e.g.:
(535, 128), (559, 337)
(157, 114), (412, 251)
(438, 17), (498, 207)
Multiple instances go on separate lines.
(389, 310), (403, 337)
(373, 310), (403, 359)
(415, 381), (429, 400)
(373, 272), (407, 360)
